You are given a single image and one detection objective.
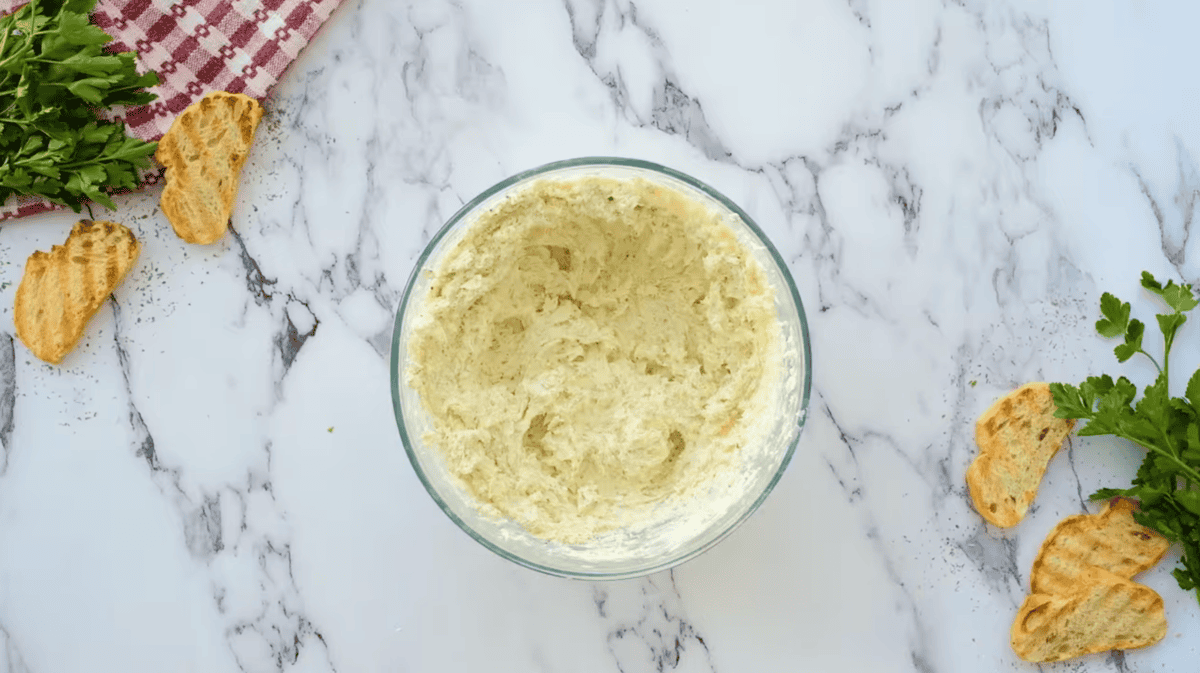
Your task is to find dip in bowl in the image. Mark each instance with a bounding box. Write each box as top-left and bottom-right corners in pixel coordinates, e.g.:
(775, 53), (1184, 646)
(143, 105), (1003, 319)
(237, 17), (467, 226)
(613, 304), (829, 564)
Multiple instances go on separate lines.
(390, 158), (811, 579)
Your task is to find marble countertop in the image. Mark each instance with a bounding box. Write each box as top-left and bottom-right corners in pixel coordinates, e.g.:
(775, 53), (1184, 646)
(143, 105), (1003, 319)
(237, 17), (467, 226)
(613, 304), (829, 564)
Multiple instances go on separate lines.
(1, 0), (1198, 671)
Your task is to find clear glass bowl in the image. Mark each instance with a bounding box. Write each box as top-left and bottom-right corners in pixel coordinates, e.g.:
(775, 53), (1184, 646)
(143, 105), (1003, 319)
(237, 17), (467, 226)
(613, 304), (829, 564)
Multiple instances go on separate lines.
(389, 157), (812, 579)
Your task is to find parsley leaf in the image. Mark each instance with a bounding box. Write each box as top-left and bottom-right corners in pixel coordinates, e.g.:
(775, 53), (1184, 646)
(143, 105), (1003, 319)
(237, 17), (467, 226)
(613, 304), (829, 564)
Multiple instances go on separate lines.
(0, 0), (159, 212)
(1095, 292), (1156, 365)
(1097, 292), (1131, 337)
(1053, 272), (1200, 608)
(1115, 319), (1144, 363)
(1143, 271), (1200, 313)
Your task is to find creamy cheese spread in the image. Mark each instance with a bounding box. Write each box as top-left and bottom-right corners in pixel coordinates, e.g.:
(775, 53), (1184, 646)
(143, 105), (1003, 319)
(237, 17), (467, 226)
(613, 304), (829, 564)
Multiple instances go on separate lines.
(407, 175), (778, 544)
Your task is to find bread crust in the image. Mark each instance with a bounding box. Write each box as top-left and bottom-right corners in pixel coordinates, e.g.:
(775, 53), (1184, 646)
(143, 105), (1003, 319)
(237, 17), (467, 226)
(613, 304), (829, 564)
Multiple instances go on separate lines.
(156, 91), (264, 244)
(13, 220), (141, 364)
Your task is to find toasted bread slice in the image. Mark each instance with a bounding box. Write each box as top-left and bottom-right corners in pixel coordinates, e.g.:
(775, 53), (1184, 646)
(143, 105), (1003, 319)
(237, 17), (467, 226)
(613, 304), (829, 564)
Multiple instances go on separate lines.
(1031, 498), (1169, 595)
(1010, 567), (1166, 663)
(967, 382), (1074, 527)
(156, 91), (264, 244)
(13, 220), (140, 364)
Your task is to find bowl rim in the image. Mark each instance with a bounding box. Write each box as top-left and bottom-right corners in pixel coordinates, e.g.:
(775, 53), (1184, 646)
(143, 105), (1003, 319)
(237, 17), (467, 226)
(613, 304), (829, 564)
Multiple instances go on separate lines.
(389, 156), (814, 580)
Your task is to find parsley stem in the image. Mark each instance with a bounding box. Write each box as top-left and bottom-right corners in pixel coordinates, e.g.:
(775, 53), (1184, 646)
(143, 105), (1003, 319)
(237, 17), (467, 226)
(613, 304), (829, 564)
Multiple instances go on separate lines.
(1140, 350), (1163, 374)
(1162, 345), (1172, 397)
(1126, 434), (1200, 484)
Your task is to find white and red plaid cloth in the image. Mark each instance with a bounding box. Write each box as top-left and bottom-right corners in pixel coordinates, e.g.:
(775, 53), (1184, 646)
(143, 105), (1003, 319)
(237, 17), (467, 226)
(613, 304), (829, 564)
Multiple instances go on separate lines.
(0, 0), (345, 221)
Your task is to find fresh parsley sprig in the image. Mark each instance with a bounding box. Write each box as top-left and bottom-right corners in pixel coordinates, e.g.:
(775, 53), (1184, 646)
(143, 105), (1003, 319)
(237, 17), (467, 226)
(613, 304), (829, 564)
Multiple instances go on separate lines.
(1051, 271), (1200, 607)
(0, 0), (159, 213)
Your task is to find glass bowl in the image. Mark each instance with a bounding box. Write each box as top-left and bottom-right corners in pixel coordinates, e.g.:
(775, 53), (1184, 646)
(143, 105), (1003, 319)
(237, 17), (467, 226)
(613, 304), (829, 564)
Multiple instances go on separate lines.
(389, 157), (811, 579)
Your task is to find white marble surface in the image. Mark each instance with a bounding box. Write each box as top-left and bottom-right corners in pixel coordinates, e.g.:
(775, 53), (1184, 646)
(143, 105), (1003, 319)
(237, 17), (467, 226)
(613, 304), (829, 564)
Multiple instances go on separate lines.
(0, 0), (1198, 670)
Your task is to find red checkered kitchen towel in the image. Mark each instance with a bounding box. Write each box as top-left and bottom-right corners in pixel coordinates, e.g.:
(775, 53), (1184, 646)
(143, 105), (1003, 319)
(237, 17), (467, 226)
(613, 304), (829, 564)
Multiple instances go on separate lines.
(0, 0), (345, 221)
